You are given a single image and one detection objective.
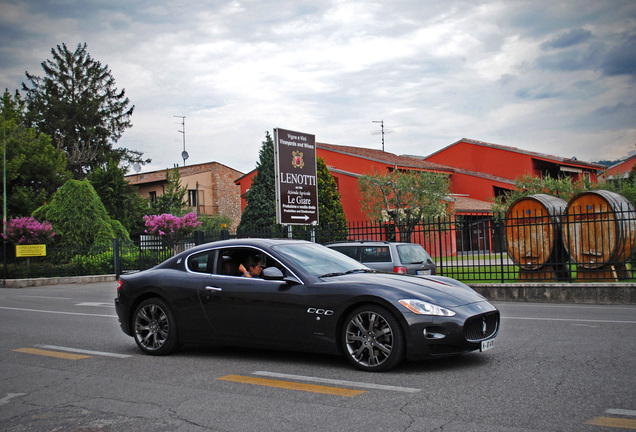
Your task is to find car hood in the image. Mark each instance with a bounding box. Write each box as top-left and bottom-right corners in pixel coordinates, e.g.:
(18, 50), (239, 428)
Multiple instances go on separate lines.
(328, 272), (486, 307)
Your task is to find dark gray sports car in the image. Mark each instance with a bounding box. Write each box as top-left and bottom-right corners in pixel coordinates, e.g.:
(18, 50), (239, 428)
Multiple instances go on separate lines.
(115, 238), (499, 371)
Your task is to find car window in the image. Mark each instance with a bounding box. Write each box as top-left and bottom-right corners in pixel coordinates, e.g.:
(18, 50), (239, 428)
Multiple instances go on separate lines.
(330, 246), (359, 260)
(274, 243), (365, 277)
(215, 247), (286, 278)
(396, 244), (430, 264)
(361, 246), (391, 263)
(187, 250), (215, 273)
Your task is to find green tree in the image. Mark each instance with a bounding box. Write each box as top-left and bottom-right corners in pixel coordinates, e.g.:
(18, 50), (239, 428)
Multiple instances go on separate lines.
(358, 170), (453, 242)
(316, 156), (348, 241)
(491, 174), (593, 215)
(33, 179), (129, 247)
(237, 132), (277, 233)
(88, 158), (149, 236)
(22, 43), (148, 177)
(149, 167), (188, 216)
(602, 166), (636, 205)
(1, 89), (69, 217)
(198, 214), (233, 232)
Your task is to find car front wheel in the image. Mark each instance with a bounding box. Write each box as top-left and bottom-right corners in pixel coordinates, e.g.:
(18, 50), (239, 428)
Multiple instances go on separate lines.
(342, 305), (405, 372)
(133, 298), (178, 355)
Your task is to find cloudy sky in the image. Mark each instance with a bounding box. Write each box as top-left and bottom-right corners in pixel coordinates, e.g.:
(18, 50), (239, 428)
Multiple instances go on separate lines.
(1, 0), (635, 174)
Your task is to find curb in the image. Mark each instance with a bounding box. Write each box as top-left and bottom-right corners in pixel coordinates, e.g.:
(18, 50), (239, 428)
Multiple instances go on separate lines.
(2, 274), (117, 288)
(470, 282), (636, 305)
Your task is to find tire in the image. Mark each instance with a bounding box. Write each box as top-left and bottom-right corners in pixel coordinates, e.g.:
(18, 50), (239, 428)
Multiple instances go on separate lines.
(133, 298), (178, 356)
(342, 305), (405, 372)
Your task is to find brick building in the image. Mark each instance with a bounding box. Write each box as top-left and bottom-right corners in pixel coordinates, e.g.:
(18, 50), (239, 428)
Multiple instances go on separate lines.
(126, 162), (244, 230)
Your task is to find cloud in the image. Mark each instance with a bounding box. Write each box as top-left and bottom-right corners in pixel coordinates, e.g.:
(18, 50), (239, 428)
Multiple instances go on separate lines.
(1, 0), (636, 172)
(541, 28), (592, 50)
(601, 32), (636, 77)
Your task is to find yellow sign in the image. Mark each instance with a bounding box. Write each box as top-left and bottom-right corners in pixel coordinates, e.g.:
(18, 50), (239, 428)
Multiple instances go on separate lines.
(16, 244), (47, 257)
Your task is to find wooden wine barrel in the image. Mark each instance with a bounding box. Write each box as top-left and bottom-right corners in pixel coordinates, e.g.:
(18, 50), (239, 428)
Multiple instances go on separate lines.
(505, 194), (567, 270)
(563, 190), (636, 269)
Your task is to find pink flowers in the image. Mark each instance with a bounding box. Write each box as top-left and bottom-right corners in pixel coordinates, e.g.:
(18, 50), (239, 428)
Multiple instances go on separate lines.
(143, 213), (201, 249)
(3, 217), (55, 244)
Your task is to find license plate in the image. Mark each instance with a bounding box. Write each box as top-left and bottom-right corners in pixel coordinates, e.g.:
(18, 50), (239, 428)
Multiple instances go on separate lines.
(417, 269), (431, 275)
(480, 338), (495, 352)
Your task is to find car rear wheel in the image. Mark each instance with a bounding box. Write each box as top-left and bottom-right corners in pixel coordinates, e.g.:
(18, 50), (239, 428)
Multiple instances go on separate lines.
(133, 298), (178, 355)
(342, 305), (405, 372)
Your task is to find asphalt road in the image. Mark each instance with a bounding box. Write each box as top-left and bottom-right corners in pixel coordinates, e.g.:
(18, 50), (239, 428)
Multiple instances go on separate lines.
(0, 281), (634, 432)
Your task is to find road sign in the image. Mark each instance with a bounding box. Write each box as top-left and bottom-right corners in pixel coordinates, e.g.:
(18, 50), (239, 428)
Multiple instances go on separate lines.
(274, 128), (319, 225)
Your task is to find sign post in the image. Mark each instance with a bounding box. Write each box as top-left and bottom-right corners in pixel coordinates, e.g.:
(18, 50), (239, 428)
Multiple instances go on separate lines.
(274, 128), (319, 226)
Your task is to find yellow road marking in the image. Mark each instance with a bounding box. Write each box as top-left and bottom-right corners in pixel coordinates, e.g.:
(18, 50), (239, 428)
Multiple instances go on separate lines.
(217, 375), (367, 397)
(587, 417), (636, 430)
(14, 348), (91, 360)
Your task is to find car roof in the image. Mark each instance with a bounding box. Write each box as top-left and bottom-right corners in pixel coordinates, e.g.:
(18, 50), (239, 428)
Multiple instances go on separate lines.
(181, 238), (313, 255)
(326, 240), (401, 246)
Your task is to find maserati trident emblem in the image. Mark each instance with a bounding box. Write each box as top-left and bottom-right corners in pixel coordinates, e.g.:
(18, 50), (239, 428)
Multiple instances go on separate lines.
(481, 318), (487, 336)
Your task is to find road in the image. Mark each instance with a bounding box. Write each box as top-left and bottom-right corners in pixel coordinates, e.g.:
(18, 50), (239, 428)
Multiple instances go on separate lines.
(0, 281), (634, 431)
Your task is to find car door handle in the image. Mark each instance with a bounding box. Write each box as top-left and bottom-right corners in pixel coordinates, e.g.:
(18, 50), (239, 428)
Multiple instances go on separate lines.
(205, 286), (222, 292)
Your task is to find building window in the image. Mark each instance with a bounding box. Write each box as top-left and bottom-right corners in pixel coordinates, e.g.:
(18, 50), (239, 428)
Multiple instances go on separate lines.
(188, 189), (197, 207)
(148, 191), (157, 203)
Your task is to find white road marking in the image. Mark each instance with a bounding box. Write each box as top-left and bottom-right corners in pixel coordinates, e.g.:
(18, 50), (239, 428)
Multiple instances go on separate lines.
(606, 409), (636, 417)
(37, 345), (131, 358)
(75, 302), (114, 307)
(0, 306), (116, 318)
(0, 393), (26, 406)
(253, 371), (421, 393)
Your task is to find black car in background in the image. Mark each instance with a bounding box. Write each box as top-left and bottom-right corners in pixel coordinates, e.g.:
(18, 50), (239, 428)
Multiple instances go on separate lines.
(326, 240), (437, 275)
(115, 239), (498, 371)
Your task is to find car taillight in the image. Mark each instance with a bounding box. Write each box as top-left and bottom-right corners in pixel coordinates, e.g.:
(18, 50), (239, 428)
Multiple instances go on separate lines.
(117, 280), (123, 292)
(394, 266), (408, 274)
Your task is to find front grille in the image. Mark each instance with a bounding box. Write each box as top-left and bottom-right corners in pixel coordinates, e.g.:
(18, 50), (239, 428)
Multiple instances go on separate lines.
(464, 311), (500, 342)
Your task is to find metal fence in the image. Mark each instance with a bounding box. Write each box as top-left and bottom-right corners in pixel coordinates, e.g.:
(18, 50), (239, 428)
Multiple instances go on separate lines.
(2, 202), (635, 283)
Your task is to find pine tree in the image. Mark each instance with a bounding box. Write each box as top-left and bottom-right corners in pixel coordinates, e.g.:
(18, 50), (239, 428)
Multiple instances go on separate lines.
(316, 157), (348, 241)
(22, 43), (147, 177)
(32, 179), (129, 247)
(237, 132), (277, 233)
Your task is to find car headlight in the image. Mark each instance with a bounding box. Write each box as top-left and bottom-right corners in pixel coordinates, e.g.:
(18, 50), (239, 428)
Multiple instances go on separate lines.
(398, 299), (456, 317)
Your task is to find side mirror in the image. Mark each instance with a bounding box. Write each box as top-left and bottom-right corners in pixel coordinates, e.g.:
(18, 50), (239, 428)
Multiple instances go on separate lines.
(262, 267), (300, 284)
(262, 267), (284, 280)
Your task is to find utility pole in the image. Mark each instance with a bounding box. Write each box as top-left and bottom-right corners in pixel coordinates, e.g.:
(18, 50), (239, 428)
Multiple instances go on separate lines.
(174, 115), (189, 165)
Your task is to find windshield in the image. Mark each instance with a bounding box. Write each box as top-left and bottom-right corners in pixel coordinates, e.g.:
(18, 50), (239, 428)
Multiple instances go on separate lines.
(273, 243), (368, 277)
(396, 244), (431, 264)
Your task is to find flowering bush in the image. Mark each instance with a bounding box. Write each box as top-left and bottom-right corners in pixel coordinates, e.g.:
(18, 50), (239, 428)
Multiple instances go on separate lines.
(143, 212), (201, 250)
(3, 217), (55, 245)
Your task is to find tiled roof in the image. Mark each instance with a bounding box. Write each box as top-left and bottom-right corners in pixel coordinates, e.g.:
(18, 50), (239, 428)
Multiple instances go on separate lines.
(453, 196), (494, 213)
(317, 142), (455, 173)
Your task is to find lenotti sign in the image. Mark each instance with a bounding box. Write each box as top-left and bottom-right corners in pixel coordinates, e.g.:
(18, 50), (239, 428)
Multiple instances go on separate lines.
(274, 128), (319, 225)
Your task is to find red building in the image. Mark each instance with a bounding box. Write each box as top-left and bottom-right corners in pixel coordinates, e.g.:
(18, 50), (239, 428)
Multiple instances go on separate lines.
(235, 138), (604, 255)
(602, 154), (636, 181)
(424, 138), (602, 185)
